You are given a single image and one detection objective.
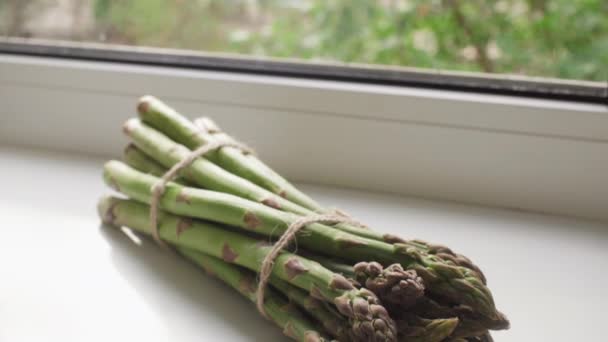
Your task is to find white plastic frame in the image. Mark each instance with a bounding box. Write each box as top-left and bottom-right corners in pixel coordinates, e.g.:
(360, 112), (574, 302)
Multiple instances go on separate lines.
(1, 54), (607, 221)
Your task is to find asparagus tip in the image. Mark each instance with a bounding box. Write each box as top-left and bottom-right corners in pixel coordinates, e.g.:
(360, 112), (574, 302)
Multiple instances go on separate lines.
(354, 262), (425, 309)
(335, 288), (398, 341)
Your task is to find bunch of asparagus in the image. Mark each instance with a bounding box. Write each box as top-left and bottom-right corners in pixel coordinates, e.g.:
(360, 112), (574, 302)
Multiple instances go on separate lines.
(98, 96), (509, 341)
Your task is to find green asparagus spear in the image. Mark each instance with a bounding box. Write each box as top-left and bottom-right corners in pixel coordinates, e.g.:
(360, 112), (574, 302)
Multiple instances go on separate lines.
(177, 247), (334, 342)
(137, 95), (321, 211)
(123, 118), (311, 215)
(98, 196), (397, 342)
(103, 160), (498, 319)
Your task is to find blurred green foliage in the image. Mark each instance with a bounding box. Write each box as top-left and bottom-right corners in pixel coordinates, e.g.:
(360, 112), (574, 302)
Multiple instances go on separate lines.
(2, 0), (607, 81)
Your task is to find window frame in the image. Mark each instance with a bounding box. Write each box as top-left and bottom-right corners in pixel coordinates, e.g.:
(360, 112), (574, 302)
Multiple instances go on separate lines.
(1, 38), (606, 105)
(1, 39), (607, 222)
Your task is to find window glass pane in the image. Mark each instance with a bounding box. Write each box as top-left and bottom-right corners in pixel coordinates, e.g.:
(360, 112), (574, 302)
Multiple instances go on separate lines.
(1, 0), (606, 82)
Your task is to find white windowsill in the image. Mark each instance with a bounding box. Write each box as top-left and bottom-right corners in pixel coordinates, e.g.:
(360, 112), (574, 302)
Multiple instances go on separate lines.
(2, 145), (606, 341)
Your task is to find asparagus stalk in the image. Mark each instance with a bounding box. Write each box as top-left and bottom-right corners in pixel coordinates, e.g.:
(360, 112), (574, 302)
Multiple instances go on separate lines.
(103, 160), (497, 319)
(137, 95), (321, 211)
(177, 247), (333, 342)
(121, 139), (486, 284)
(98, 196), (397, 341)
(122, 118), (311, 215)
